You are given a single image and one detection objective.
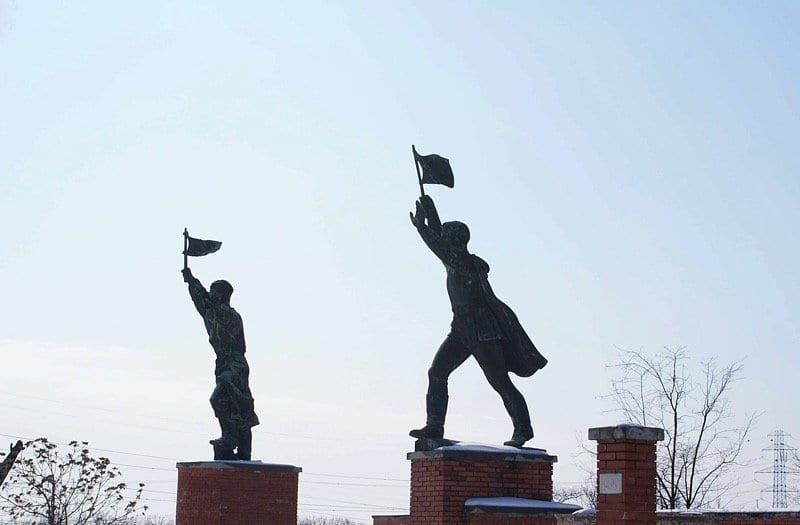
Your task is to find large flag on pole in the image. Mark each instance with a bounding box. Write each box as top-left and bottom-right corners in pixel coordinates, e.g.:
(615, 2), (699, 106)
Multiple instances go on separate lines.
(413, 147), (455, 188)
(185, 235), (222, 257)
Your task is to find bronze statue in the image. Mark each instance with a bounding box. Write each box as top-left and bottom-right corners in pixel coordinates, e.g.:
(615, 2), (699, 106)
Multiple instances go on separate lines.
(182, 267), (259, 460)
(409, 194), (547, 447)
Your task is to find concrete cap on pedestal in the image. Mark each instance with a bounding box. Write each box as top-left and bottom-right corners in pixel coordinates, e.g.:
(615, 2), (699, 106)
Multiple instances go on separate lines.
(176, 460), (302, 472)
(588, 424), (665, 442)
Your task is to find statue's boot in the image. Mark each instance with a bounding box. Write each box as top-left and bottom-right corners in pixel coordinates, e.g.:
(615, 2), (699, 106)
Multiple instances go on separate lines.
(210, 419), (237, 447)
(210, 420), (238, 460)
(410, 392), (447, 439)
(409, 424), (444, 439)
(501, 389), (534, 447)
(504, 425), (534, 447)
(210, 433), (236, 447)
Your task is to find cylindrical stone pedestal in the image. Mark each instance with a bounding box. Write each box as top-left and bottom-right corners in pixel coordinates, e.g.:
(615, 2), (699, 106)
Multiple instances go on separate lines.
(407, 445), (558, 525)
(176, 460), (301, 525)
(588, 424), (664, 525)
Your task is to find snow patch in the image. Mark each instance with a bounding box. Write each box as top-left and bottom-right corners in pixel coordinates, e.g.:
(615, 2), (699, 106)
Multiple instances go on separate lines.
(465, 497), (582, 511)
(439, 442), (551, 456)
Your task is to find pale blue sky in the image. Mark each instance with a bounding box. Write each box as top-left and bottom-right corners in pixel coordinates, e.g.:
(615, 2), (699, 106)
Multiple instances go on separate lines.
(1, 1), (799, 521)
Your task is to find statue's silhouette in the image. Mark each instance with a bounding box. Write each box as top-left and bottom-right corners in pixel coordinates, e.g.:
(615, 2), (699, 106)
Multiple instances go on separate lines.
(183, 267), (259, 460)
(409, 195), (547, 448)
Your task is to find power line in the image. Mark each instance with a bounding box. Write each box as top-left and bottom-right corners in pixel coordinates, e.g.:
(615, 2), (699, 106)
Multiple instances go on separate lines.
(305, 472), (408, 482)
(1, 431), (411, 485)
(301, 495), (405, 512)
(302, 480), (405, 488)
(0, 391), (400, 447)
(0, 431), (408, 521)
(0, 432), (408, 483)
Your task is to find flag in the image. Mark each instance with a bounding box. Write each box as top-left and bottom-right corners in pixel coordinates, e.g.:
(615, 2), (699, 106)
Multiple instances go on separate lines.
(414, 148), (455, 188)
(185, 235), (222, 257)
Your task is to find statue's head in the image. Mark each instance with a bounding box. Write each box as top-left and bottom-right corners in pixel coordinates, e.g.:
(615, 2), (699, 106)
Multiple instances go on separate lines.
(442, 221), (470, 249)
(210, 280), (234, 305)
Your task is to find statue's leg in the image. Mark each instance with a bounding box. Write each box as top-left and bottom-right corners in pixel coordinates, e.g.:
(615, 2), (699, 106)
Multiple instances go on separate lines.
(236, 429), (252, 461)
(473, 342), (534, 446)
(411, 334), (470, 439)
(210, 384), (236, 447)
(212, 441), (237, 461)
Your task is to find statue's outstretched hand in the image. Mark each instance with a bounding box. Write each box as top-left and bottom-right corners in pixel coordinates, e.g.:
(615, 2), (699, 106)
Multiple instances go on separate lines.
(410, 200), (426, 229)
(182, 267), (193, 283)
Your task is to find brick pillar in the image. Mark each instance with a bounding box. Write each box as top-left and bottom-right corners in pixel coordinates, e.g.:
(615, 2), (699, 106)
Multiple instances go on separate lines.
(588, 424), (664, 525)
(176, 461), (301, 525)
(407, 446), (557, 525)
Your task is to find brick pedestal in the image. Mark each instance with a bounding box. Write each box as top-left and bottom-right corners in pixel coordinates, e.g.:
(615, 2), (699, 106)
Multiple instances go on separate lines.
(176, 460), (301, 525)
(589, 424), (664, 525)
(406, 444), (567, 525)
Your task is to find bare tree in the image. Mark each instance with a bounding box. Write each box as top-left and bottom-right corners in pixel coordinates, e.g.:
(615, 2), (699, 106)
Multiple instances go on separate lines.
(554, 473), (597, 508)
(298, 518), (361, 525)
(139, 517), (174, 525)
(606, 347), (755, 509)
(0, 438), (147, 525)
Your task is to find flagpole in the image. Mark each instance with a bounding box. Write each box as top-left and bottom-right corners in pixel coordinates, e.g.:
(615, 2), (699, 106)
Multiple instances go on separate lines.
(183, 228), (189, 270)
(412, 144), (426, 197)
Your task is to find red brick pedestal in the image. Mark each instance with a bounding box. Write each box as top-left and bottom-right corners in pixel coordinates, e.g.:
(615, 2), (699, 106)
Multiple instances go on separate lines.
(176, 460), (301, 525)
(589, 424), (664, 525)
(376, 444), (578, 525)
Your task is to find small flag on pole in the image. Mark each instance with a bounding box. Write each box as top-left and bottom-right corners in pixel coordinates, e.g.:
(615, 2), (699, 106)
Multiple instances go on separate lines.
(414, 147), (454, 188)
(182, 229), (221, 270)
(185, 235), (222, 257)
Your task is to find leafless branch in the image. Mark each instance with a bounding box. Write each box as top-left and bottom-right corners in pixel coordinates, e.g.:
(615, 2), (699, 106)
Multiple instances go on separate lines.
(604, 347), (755, 510)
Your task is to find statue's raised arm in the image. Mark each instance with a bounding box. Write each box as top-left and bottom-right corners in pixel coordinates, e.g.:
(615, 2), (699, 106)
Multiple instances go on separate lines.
(182, 267), (210, 317)
(410, 195), (470, 268)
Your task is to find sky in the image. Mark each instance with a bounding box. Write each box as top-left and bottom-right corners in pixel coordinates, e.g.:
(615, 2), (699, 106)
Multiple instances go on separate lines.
(1, 1), (799, 522)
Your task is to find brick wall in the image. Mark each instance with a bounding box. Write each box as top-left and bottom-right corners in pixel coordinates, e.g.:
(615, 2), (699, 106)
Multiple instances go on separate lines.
(175, 461), (301, 525)
(595, 439), (658, 524)
(659, 511), (800, 525)
(407, 447), (556, 525)
(373, 516), (410, 525)
(556, 513), (595, 525)
(589, 425), (664, 525)
(557, 510), (800, 525)
(375, 511), (562, 524)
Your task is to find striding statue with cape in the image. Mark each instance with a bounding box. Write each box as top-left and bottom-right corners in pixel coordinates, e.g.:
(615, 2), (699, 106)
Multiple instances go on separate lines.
(409, 189), (547, 448)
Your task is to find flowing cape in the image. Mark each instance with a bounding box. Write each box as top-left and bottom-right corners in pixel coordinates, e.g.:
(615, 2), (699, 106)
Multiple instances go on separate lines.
(472, 255), (548, 377)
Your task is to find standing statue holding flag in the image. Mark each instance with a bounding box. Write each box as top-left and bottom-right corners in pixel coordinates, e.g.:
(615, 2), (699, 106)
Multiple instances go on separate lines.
(181, 229), (259, 460)
(408, 147), (547, 448)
